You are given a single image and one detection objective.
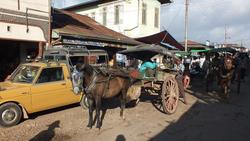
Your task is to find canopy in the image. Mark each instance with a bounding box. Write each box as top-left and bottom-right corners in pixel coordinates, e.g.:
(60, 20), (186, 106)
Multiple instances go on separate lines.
(171, 51), (191, 57)
(118, 44), (176, 60)
(190, 49), (210, 53)
(209, 47), (236, 53)
(135, 30), (184, 50)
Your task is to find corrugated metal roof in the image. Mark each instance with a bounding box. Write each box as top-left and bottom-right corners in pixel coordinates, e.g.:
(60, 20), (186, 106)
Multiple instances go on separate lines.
(63, 0), (172, 11)
(52, 9), (141, 46)
(180, 40), (207, 49)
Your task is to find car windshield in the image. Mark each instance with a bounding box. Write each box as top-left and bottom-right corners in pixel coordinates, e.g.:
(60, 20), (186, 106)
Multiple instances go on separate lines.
(10, 65), (40, 83)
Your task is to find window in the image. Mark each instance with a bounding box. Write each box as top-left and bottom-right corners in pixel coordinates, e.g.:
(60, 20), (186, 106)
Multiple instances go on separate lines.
(11, 65), (39, 83)
(97, 55), (107, 64)
(69, 56), (85, 66)
(154, 8), (159, 28)
(114, 5), (123, 24)
(142, 3), (147, 25)
(103, 7), (107, 26)
(91, 12), (95, 20)
(36, 67), (64, 83)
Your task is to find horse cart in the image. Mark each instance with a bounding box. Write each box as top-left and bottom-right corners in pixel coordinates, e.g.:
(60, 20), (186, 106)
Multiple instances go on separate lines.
(205, 47), (237, 98)
(119, 44), (181, 114)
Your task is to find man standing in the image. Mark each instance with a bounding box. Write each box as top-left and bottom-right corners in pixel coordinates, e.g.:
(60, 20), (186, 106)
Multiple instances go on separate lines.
(174, 58), (187, 104)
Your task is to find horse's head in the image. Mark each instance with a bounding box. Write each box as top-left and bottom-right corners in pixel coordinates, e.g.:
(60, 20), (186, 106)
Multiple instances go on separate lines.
(71, 64), (84, 95)
(224, 57), (233, 70)
(79, 64), (99, 94)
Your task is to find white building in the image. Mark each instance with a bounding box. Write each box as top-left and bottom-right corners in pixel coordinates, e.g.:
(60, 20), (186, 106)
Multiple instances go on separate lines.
(64, 0), (171, 38)
(0, 0), (50, 81)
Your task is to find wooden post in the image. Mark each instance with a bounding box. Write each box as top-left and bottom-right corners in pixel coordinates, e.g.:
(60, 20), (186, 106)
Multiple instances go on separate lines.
(38, 42), (44, 57)
(113, 54), (117, 68)
(184, 0), (189, 52)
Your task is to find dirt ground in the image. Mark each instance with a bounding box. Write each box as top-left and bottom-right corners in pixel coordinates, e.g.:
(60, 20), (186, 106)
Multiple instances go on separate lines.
(1, 76), (250, 141)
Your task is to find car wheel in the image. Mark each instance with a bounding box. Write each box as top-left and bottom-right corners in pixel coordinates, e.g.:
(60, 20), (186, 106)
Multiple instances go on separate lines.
(0, 103), (22, 127)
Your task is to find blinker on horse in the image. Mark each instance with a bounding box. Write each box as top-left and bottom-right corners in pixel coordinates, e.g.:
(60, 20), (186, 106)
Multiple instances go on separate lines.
(80, 64), (131, 128)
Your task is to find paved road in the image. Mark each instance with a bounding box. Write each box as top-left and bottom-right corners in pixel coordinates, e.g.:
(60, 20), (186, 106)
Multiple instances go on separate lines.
(0, 76), (250, 141)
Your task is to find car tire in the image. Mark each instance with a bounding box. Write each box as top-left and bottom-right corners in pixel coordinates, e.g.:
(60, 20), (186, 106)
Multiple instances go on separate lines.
(0, 103), (22, 127)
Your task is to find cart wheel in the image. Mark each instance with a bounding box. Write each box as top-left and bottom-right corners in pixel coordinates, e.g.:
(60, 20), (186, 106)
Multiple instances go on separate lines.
(161, 77), (179, 114)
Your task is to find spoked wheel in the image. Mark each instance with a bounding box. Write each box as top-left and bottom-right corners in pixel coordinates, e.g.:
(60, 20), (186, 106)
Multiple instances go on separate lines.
(161, 77), (179, 114)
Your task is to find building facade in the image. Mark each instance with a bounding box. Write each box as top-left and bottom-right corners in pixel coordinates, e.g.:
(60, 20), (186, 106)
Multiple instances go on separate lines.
(64, 0), (171, 38)
(0, 0), (50, 81)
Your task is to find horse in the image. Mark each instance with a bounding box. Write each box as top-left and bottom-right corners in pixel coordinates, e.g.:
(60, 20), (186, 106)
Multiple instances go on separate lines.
(218, 56), (234, 98)
(205, 65), (218, 92)
(80, 64), (132, 128)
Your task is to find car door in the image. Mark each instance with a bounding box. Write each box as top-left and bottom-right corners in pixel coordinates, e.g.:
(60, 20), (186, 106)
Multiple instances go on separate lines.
(30, 67), (70, 112)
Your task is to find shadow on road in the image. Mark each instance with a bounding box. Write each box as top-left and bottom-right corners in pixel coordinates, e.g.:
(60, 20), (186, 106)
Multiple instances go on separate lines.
(29, 120), (60, 141)
(150, 76), (250, 141)
(28, 103), (79, 120)
(115, 134), (126, 141)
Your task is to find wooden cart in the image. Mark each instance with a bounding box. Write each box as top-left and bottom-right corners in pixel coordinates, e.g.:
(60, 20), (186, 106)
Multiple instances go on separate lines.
(120, 44), (180, 114)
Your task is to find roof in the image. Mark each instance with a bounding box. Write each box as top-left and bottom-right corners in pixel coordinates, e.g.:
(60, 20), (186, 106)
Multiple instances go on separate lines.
(135, 30), (184, 50)
(180, 40), (208, 49)
(63, 0), (172, 11)
(52, 9), (141, 46)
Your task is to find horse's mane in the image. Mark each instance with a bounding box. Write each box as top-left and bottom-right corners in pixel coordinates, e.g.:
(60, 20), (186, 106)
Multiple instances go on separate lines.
(82, 64), (95, 76)
(82, 64), (132, 81)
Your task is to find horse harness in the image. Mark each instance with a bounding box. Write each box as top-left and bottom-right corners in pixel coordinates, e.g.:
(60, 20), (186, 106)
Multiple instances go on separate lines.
(84, 67), (115, 97)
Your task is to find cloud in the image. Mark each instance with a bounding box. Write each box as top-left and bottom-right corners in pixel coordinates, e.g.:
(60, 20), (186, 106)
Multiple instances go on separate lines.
(161, 0), (250, 47)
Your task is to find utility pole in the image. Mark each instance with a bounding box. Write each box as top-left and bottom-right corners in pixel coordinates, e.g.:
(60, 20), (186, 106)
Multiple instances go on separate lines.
(184, 0), (189, 52)
(224, 24), (227, 47)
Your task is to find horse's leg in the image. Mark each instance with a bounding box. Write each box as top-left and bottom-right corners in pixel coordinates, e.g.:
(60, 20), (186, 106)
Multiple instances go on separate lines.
(206, 75), (210, 92)
(95, 96), (102, 128)
(87, 97), (94, 128)
(237, 72), (241, 95)
(120, 93), (125, 119)
(120, 87), (127, 119)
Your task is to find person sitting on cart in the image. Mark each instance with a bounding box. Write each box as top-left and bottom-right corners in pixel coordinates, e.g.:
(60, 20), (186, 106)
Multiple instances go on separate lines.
(139, 59), (158, 77)
(173, 58), (188, 105)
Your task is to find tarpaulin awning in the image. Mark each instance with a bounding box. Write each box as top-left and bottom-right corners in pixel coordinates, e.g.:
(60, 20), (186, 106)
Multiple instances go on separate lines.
(172, 51), (191, 57)
(118, 44), (177, 60)
(135, 30), (184, 50)
(209, 47), (236, 53)
(190, 49), (210, 53)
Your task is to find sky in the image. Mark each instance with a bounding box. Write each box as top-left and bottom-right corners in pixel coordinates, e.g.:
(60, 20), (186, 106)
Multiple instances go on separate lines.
(53, 0), (250, 48)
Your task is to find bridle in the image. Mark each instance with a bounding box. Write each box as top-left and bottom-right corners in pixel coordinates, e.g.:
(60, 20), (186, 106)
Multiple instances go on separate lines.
(84, 65), (113, 95)
(84, 66), (99, 94)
